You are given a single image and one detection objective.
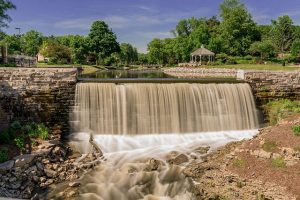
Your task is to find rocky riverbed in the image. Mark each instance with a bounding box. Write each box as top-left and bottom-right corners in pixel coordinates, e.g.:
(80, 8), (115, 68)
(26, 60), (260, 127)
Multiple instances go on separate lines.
(0, 116), (299, 199)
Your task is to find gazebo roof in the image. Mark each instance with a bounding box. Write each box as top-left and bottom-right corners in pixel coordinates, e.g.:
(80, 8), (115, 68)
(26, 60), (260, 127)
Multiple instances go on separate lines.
(191, 46), (215, 56)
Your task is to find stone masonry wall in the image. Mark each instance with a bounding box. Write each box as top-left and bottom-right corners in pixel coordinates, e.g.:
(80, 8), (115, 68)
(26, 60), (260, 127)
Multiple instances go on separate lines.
(241, 70), (300, 104)
(164, 68), (300, 104)
(0, 68), (77, 134)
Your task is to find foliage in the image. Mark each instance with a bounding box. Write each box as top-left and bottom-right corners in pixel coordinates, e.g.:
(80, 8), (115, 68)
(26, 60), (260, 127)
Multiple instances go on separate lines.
(218, 0), (260, 56)
(272, 15), (294, 53)
(21, 30), (43, 56)
(40, 40), (71, 64)
(0, 0), (15, 30)
(249, 40), (277, 60)
(291, 40), (300, 57)
(0, 147), (8, 163)
(1, 34), (22, 54)
(14, 136), (25, 151)
(11, 120), (21, 130)
(119, 43), (138, 66)
(262, 140), (277, 152)
(88, 21), (120, 65)
(271, 157), (286, 168)
(292, 125), (300, 136)
(264, 100), (300, 125)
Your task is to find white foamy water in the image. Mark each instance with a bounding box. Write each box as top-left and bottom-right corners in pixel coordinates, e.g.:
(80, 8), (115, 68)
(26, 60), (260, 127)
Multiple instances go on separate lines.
(67, 82), (260, 200)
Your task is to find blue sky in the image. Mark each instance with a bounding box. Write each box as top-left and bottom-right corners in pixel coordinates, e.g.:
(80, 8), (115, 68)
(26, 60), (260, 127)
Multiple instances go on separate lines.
(4, 0), (300, 52)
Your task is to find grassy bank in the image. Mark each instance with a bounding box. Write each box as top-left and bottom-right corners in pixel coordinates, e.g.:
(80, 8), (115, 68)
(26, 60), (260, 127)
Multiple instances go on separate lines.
(263, 99), (300, 125)
(36, 63), (102, 75)
(182, 63), (300, 71)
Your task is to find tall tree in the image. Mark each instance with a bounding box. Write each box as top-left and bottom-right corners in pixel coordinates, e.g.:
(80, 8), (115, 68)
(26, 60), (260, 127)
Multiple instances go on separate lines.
(88, 21), (120, 65)
(272, 15), (294, 53)
(21, 30), (43, 56)
(119, 43), (138, 66)
(147, 38), (166, 64)
(219, 0), (260, 55)
(0, 0), (15, 30)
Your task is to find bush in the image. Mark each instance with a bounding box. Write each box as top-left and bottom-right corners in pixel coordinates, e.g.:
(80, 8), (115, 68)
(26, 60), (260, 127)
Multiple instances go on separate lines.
(264, 100), (300, 125)
(0, 130), (10, 143)
(0, 148), (8, 163)
(14, 136), (25, 151)
(292, 125), (300, 136)
(262, 140), (277, 152)
(271, 157), (286, 168)
(36, 124), (49, 140)
(11, 121), (21, 130)
(225, 56), (237, 65)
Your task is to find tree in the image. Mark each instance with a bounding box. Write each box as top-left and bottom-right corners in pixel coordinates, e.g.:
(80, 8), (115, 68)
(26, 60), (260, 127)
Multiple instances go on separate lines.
(21, 30), (43, 56)
(272, 15), (294, 53)
(2, 34), (21, 54)
(249, 40), (277, 60)
(291, 40), (300, 57)
(69, 35), (88, 64)
(147, 38), (166, 64)
(219, 0), (260, 55)
(88, 21), (120, 65)
(40, 40), (71, 64)
(119, 43), (138, 66)
(0, 0), (15, 30)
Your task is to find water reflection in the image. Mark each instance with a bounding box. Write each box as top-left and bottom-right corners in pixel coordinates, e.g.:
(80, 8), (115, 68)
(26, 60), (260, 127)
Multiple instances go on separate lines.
(79, 70), (174, 79)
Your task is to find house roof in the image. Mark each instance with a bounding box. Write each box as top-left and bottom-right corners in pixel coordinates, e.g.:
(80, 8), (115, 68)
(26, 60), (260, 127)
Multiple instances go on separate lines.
(191, 47), (215, 56)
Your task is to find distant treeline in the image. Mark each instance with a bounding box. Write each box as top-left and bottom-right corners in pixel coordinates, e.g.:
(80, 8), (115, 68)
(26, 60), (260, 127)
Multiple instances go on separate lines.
(1, 0), (300, 66)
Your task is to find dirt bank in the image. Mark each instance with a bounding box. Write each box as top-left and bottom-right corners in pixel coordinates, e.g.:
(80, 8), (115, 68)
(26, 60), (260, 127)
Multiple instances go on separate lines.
(185, 115), (300, 200)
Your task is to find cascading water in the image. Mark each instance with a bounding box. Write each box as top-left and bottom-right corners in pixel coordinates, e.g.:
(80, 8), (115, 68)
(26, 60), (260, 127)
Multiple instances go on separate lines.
(69, 83), (260, 200)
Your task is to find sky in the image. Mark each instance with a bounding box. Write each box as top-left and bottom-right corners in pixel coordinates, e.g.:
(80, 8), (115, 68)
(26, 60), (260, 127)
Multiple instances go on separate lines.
(4, 0), (300, 53)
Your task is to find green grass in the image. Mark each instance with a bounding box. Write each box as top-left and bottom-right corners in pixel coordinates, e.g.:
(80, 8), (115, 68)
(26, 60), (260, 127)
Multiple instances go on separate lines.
(37, 63), (102, 75)
(262, 140), (277, 152)
(264, 99), (300, 125)
(271, 157), (286, 168)
(200, 63), (300, 71)
(292, 125), (300, 136)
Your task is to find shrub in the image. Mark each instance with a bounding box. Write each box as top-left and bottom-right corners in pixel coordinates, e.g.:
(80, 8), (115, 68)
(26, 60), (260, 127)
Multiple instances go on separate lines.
(36, 124), (49, 140)
(11, 121), (21, 130)
(292, 125), (300, 136)
(271, 157), (286, 168)
(262, 140), (277, 152)
(264, 100), (300, 125)
(0, 148), (8, 163)
(14, 136), (25, 151)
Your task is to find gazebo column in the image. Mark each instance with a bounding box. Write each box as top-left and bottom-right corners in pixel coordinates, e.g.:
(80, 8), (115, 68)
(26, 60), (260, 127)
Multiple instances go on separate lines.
(200, 55), (202, 65)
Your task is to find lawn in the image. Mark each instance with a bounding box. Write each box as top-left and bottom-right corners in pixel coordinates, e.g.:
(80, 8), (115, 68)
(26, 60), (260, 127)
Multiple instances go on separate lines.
(202, 63), (300, 71)
(36, 63), (102, 74)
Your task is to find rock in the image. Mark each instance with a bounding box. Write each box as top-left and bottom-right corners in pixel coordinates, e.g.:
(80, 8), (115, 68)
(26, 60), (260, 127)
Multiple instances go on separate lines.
(36, 162), (44, 171)
(168, 154), (189, 165)
(44, 179), (54, 185)
(40, 177), (46, 183)
(14, 154), (35, 168)
(252, 150), (272, 159)
(67, 191), (76, 198)
(10, 182), (21, 189)
(194, 146), (210, 154)
(69, 182), (81, 187)
(144, 158), (164, 171)
(44, 169), (56, 178)
(272, 153), (281, 159)
(0, 160), (14, 172)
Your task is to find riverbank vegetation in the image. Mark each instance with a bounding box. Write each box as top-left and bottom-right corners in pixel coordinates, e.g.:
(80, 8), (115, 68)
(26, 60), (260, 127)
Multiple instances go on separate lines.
(0, 121), (49, 163)
(263, 99), (300, 125)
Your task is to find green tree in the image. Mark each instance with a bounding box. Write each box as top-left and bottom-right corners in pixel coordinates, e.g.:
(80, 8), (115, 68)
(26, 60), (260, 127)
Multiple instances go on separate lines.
(249, 40), (277, 60)
(0, 0), (15, 30)
(138, 53), (149, 64)
(272, 15), (294, 53)
(21, 30), (43, 56)
(219, 0), (260, 55)
(2, 34), (21, 54)
(40, 40), (71, 64)
(147, 38), (166, 64)
(119, 43), (138, 66)
(291, 40), (300, 57)
(69, 35), (88, 64)
(88, 21), (120, 65)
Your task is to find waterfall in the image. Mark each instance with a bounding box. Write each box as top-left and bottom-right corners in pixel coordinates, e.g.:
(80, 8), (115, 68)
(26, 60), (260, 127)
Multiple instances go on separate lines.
(64, 82), (260, 200)
(71, 83), (259, 135)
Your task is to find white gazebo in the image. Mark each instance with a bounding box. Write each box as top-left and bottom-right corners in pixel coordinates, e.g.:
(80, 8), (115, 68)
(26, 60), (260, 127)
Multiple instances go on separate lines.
(190, 45), (215, 65)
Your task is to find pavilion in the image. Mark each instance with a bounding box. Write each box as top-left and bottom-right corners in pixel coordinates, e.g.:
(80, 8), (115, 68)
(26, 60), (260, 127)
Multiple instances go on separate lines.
(190, 45), (215, 65)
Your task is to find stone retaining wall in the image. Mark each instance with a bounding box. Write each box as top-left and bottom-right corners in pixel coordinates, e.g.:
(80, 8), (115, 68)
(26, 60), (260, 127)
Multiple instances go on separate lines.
(241, 70), (300, 104)
(0, 68), (77, 134)
(164, 68), (300, 103)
